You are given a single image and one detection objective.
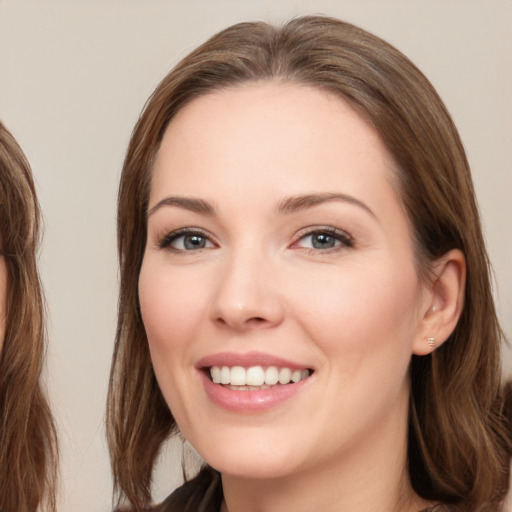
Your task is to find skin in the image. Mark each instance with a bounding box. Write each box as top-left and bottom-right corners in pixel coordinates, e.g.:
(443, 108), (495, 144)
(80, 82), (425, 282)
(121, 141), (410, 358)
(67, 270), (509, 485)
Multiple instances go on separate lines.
(139, 83), (464, 512)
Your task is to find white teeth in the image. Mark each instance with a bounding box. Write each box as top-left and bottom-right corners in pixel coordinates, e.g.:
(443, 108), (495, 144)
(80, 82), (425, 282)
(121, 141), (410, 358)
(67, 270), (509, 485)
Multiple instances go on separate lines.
(278, 367), (292, 384)
(209, 365), (311, 387)
(211, 366), (221, 384)
(220, 366), (230, 385)
(230, 366), (246, 385)
(228, 384), (271, 391)
(246, 366), (265, 386)
(264, 366), (279, 385)
(291, 369), (302, 383)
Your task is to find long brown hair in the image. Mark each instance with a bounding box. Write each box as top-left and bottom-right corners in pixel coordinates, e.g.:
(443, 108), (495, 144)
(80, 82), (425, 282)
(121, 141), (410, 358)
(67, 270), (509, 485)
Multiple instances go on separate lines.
(0, 122), (58, 512)
(108, 16), (511, 511)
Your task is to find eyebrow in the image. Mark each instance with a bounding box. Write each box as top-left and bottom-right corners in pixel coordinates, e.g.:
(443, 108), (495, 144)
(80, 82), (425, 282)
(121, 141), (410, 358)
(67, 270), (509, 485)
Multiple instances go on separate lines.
(276, 193), (376, 219)
(147, 196), (216, 217)
(147, 192), (376, 219)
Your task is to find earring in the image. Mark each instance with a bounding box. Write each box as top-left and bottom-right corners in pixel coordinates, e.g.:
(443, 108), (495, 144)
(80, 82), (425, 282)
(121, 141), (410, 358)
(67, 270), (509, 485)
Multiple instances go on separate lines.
(427, 337), (436, 347)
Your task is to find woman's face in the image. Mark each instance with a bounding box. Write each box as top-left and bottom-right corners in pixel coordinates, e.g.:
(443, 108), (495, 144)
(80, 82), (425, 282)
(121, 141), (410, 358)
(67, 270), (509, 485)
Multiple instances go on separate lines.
(139, 83), (432, 480)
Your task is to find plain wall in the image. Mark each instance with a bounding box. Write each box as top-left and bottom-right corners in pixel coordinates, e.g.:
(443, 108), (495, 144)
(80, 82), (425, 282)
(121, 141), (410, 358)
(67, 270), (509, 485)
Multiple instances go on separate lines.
(0, 1), (511, 511)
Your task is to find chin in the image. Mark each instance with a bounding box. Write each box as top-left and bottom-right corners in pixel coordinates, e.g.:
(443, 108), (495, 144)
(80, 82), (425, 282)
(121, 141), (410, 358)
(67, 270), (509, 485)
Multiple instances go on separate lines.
(209, 456), (295, 481)
(191, 435), (306, 481)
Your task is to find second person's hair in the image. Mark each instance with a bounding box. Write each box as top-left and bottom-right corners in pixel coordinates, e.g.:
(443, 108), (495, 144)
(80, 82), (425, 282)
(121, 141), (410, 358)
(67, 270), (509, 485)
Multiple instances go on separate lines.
(0, 121), (58, 512)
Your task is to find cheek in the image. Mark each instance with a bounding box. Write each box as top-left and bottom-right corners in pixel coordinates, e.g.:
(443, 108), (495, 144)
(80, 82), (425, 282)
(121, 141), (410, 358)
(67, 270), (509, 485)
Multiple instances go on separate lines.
(138, 261), (207, 360)
(288, 262), (420, 438)
(138, 259), (211, 427)
(288, 261), (422, 367)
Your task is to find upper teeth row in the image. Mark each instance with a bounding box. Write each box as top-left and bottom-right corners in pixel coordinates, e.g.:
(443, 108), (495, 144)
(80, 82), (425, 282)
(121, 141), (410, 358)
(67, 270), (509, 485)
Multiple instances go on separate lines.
(210, 366), (310, 386)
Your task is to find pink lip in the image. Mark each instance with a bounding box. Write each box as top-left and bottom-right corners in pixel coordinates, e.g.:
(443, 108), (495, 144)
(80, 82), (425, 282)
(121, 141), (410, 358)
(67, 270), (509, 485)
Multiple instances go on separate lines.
(196, 351), (309, 370)
(196, 351), (313, 413)
(199, 371), (311, 413)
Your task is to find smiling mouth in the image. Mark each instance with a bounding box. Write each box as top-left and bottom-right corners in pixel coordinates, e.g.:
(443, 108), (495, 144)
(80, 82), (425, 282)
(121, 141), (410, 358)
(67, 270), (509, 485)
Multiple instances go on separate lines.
(206, 365), (313, 390)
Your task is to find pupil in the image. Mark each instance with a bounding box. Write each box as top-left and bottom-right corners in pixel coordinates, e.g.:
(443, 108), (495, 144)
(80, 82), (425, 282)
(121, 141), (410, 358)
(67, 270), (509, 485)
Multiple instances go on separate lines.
(312, 233), (334, 249)
(184, 235), (205, 249)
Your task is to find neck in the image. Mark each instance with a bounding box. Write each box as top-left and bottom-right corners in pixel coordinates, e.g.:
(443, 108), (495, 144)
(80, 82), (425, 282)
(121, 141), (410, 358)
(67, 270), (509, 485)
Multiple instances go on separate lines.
(221, 459), (426, 512)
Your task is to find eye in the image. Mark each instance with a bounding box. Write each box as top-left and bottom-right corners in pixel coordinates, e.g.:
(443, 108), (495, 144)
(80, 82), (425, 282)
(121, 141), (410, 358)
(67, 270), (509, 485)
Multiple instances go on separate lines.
(159, 229), (214, 251)
(294, 228), (354, 251)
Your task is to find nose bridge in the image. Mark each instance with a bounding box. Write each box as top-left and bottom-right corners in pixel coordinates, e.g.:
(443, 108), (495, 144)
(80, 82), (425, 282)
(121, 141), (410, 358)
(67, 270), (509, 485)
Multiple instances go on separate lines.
(211, 242), (283, 330)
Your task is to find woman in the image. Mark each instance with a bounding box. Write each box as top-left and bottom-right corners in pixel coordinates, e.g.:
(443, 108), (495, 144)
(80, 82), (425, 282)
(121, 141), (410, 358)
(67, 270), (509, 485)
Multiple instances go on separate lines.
(0, 122), (58, 512)
(107, 16), (511, 512)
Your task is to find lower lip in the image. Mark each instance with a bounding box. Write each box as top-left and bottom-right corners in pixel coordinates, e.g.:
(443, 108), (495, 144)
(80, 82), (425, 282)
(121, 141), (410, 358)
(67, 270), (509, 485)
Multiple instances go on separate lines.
(199, 371), (311, 413)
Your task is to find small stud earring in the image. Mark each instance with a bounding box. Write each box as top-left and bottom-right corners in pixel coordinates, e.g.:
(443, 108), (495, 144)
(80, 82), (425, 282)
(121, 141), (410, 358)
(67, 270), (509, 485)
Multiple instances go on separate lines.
(427, 337), (436, 347)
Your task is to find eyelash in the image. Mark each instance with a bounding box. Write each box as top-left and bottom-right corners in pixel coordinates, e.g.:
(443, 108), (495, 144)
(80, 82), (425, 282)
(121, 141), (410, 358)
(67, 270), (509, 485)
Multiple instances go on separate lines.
(157, 226), (354, 253)
(292, 227), (354, 253)
(158, 228), (214, 251)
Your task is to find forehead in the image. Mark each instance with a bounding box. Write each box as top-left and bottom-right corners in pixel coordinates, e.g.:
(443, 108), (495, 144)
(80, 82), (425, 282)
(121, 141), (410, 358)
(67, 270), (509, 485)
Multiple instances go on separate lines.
(152, 82), (398, 201)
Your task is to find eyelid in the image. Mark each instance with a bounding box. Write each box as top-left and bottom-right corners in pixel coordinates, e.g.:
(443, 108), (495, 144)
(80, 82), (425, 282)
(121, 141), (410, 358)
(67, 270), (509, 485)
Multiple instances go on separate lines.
(157, 227), (216, 251)
(155, 225), (353, 253)
(291, 226), (354, 251)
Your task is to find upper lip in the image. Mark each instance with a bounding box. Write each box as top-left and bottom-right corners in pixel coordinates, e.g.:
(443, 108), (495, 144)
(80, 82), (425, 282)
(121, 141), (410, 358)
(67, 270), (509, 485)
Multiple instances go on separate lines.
(196, 351), (312, 370)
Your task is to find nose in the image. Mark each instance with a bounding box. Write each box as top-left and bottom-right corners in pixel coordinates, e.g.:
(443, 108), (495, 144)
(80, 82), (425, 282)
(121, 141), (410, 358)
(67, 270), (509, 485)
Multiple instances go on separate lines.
(210, 250), (285, 332)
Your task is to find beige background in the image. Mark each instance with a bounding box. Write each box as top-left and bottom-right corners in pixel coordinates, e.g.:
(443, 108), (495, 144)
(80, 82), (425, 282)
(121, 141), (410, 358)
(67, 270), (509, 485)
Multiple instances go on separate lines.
(0, 1), (511, 511)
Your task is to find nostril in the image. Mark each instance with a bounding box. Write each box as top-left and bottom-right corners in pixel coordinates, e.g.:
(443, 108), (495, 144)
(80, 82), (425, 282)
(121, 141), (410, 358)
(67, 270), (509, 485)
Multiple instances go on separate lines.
(248, 317), (266, 324)
(214, 315), (268, 330)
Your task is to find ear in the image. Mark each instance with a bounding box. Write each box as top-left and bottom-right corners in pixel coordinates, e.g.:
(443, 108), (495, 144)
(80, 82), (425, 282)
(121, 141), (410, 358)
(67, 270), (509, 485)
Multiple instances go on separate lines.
(412, 249), (466, 356)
